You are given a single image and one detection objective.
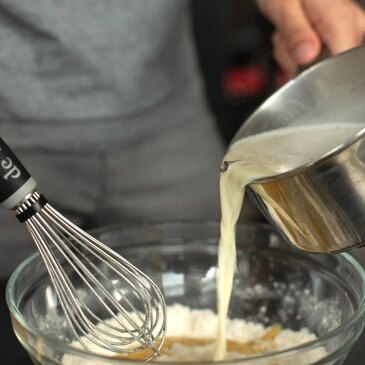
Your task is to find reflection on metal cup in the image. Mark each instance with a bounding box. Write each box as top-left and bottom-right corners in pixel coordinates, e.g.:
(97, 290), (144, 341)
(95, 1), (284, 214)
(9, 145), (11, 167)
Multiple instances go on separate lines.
(231, 45), (365, 253)
(248, 131), (365, 252)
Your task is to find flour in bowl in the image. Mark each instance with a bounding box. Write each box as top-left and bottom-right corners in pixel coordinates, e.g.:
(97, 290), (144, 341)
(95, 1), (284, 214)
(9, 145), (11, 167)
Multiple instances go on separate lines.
(62, 304), (325, 364)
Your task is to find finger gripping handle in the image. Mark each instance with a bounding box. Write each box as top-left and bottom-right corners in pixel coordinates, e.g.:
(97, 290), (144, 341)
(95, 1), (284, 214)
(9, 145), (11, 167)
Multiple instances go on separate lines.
(0, 138), (37, 209)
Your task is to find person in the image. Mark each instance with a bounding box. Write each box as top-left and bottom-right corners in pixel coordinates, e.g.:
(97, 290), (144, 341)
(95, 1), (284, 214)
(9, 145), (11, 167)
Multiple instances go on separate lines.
(257, 0), (365, 77)
(0, 0), (364, 281)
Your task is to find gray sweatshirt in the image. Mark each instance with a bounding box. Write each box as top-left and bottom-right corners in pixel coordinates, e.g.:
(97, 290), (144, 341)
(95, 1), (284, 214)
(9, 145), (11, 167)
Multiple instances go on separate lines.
(0, 0), (217, 147)
(0, 0), (224, 277)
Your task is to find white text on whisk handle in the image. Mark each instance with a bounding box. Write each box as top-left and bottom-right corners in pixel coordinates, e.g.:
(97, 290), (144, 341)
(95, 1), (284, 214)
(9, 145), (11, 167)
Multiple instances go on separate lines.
(0, 137), (37, 209)
(1, 156), (21, 180)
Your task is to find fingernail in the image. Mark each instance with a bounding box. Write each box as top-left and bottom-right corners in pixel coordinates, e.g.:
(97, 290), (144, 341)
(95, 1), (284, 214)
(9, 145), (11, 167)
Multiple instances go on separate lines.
(294, 42), (317, 64)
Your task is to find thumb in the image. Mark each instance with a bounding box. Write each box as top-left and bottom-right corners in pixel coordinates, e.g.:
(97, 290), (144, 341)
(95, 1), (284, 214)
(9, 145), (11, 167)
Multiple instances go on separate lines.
(257, 0), (321, 65)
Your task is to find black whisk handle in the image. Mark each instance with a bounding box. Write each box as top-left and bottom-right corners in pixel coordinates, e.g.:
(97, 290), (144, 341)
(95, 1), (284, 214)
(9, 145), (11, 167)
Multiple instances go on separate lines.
(0, 137), (37, 209)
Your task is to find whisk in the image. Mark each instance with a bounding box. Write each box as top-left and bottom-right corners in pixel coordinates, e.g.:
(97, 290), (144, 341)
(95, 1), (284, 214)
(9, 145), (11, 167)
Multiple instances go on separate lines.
(0, 137), (166, 360)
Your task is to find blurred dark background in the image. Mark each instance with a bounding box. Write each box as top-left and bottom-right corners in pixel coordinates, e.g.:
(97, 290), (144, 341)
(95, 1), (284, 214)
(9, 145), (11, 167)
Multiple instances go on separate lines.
(1, 1), (365, 363)
(191, 0), (275, 145)
(191, 0), (365, 146)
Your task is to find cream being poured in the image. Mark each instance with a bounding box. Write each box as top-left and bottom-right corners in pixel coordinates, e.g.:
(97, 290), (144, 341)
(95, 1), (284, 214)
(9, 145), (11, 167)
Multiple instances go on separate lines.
(214, 123), (361, 360)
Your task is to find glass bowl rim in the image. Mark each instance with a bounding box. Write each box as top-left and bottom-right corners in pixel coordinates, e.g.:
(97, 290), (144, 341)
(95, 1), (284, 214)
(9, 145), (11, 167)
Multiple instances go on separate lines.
(6, 220), (365, 364)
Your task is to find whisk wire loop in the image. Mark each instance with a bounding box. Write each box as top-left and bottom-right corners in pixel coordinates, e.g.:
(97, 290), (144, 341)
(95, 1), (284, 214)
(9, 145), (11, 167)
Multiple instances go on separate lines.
(0, 137), (166, 360)
(42, 207), (163, 340)
(15, 192), (166, 359)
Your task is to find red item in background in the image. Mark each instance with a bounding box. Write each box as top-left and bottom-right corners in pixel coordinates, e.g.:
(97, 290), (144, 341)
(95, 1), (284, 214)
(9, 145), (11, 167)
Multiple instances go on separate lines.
(274, 68), (291, 87)
(223, 65), (268, 99)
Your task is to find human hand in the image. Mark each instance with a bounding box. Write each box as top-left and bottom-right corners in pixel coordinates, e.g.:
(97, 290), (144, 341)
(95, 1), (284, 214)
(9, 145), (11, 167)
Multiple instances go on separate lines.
(257, 0), (365, 77)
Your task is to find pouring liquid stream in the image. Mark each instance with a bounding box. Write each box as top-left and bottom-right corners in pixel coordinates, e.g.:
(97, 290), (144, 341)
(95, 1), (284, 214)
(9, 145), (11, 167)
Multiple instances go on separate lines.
(214, 123), (362, 360)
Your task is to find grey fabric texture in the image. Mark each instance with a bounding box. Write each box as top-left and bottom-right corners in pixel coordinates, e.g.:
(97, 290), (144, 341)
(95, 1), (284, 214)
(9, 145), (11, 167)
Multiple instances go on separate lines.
(0, 0), (224, 278)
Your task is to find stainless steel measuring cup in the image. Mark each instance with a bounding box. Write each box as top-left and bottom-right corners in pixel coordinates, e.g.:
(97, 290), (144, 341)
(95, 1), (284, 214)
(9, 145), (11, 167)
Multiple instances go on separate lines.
(231, 45), (365, 253)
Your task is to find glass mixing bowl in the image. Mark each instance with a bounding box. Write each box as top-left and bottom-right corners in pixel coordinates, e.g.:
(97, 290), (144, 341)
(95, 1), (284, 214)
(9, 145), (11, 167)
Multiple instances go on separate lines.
(6, 221), (365, 365)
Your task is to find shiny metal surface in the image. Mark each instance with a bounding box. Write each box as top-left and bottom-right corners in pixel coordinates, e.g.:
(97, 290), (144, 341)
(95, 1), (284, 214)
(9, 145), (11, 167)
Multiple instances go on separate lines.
(232, 45), (365, 253)
(14, 191), (166, 360)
